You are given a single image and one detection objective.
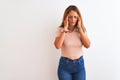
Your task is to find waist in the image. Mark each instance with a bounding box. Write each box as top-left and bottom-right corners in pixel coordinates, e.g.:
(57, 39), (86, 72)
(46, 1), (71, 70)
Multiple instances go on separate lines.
(60, 55), (83, 61)
(61, 52), (83, 60)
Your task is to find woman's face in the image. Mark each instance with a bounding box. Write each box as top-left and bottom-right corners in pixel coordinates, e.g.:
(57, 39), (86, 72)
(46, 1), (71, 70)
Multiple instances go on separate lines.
(68, 10), (78, 27)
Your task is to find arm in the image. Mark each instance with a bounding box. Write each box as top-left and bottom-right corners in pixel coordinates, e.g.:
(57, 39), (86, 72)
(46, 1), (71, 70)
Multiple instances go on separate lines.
(77, 17), (91, 48)
(54, 30), (66, 49)
(79, 29), (91, 48)
(54, 16), (69, 49)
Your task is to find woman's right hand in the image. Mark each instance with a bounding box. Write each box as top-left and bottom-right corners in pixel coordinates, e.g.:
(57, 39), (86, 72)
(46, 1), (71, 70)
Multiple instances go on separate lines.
(64, 16), (69, 30)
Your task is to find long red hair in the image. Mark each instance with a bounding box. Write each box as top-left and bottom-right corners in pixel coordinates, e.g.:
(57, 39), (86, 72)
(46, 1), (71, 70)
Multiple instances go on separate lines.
(60, 5), (86, 33)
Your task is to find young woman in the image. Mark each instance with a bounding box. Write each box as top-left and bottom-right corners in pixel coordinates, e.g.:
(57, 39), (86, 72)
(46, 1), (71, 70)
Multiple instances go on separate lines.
(54, 5), (91, 80)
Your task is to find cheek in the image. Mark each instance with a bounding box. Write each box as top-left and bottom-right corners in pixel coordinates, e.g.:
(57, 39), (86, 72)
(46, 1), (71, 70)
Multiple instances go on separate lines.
(75, 19), (78, 22)
(68, 19), (71, 22)
(68, 19), (77, 23)
(75, 18), (78, 21)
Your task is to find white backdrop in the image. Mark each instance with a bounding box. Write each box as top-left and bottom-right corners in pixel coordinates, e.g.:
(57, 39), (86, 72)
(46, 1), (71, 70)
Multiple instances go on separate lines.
(0, 0), (120, 80)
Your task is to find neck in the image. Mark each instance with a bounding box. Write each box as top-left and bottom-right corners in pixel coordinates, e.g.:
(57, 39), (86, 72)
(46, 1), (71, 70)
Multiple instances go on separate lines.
(68, 26), (75, 32)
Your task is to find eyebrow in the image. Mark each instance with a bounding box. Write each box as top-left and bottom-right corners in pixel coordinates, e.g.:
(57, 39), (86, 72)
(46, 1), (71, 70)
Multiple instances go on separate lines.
(68, 15), (77, 17)
(68, 16), (77, 18)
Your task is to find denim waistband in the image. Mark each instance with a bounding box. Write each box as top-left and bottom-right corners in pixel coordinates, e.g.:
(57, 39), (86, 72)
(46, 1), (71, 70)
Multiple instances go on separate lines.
(60, 56), (83, 62)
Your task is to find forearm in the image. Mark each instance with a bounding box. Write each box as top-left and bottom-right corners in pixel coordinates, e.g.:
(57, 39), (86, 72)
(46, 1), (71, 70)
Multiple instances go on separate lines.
(54, 32), (66, 49)
(79, 29), (91, 48)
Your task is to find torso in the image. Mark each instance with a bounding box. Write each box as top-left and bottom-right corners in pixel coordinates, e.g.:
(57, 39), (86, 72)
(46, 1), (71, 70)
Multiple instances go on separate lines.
(61, 28), (83, 60)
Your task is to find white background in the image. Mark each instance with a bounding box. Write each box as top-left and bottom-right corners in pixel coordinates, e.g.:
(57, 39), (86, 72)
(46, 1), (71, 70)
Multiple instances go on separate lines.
(0, 0), (120, 80)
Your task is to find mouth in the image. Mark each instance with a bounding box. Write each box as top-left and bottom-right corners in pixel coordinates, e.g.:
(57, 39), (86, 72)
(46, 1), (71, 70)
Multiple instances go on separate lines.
(71, 21), (75, 23)
(71, 22), (75, 24)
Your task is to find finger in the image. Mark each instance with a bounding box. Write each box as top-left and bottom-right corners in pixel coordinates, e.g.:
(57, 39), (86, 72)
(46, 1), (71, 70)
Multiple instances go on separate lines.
(77, 16), (79, 20)
(78, 16), (81, 21)
(65, 16), (68, 21)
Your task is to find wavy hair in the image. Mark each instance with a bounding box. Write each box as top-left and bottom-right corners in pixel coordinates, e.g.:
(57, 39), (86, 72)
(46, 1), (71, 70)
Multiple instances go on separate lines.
(59, 5), (86, 32)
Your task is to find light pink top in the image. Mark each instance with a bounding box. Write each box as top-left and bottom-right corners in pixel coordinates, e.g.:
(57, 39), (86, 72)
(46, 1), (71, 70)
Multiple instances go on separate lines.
(55, 27), (83, 59)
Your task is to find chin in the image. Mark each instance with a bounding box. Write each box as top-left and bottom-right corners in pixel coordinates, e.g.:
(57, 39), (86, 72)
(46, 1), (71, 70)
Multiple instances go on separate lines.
(71, 24), (76, 27)
(69, 23), (76, 27)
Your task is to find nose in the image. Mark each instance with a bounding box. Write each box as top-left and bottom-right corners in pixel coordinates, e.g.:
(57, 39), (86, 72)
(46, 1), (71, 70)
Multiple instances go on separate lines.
(71, 17), (74, 20)
(70, 17), (75, 21)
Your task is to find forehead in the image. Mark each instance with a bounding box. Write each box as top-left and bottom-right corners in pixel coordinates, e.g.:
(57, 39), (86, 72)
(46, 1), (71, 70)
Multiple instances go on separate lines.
(68, 10), (78, 16)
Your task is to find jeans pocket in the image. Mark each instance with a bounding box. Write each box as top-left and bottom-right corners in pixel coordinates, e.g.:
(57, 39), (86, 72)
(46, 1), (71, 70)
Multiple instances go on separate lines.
(59, 57), (68, 66)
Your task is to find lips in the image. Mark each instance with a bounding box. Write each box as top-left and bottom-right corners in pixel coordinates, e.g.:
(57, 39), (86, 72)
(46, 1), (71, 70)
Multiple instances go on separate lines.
(71, 22), (75, 24)
(71, 22), (75, 23)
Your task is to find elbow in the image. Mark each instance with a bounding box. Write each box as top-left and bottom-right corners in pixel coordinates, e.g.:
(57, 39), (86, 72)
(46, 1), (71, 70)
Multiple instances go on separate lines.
(55, 45), (61, 49)
(54, 42), (61, 49)
(84, 41), (91, 48)
(85, 44), (90, 48)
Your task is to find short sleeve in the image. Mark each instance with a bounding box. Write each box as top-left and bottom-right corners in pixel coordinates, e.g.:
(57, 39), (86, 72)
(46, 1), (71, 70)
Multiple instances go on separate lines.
(55, 27), (63, 37)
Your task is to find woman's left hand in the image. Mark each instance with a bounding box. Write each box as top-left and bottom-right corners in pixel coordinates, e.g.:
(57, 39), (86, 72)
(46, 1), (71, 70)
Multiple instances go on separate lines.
(77, 16), (82, 29)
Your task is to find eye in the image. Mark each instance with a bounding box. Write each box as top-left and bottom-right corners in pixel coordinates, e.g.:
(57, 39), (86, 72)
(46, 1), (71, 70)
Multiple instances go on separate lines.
(68, 16), (72, 19)
(68, 16), (77, 19)
(74, 16), (77, 19)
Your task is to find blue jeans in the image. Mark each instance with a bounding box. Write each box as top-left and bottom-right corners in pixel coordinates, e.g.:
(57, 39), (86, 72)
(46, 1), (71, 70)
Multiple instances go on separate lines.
(57, 56), (86, 80)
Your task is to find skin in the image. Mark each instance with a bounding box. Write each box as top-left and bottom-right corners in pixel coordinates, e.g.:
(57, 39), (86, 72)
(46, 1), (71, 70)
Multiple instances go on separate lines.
(54, 10), (91, 50)
(66, 10), (78, 31)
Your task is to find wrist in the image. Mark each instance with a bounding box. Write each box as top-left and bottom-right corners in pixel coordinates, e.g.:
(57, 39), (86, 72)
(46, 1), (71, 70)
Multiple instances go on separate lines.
(64, 27), (68, 31)
(78, 27), (82, 32)
(61, 28), (68, 33)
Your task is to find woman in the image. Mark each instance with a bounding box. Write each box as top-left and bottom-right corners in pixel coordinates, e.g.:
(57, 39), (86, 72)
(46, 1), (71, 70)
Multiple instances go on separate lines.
(54, 5), (91, 80)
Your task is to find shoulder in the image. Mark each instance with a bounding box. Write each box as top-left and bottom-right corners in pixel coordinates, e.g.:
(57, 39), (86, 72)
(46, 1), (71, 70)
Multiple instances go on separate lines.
(55, 27), (64, 37)
(56, 27), (64, 32)
(57, 27), (63, 30)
